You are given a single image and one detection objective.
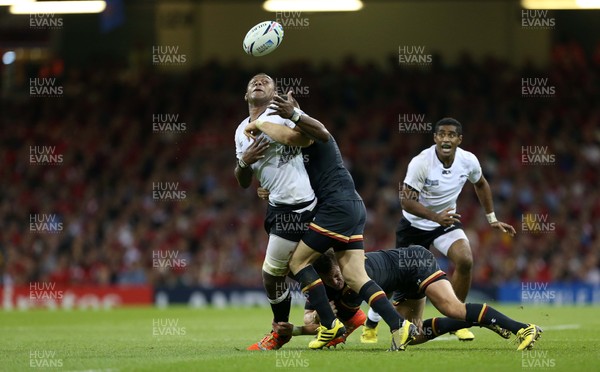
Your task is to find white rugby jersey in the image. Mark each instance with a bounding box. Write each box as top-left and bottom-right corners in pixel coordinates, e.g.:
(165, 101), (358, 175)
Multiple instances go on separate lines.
(235, 108), (315, 206)
(403, 145), (482, 230)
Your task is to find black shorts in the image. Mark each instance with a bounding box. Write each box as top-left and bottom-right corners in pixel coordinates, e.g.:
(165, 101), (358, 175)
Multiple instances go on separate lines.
(302, 199), (366, 253)
(264, 199), (316, 242)
(395, 218), (464, 250)
(391, 246), (448, 303)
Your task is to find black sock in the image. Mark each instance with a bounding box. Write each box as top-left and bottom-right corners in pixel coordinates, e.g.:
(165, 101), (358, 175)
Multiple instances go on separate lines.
(365, 318), (379, 329)
(296, 266), (336, 328)
(422, 317), (472, 340)
(358, 280), (403, 332)
(465, 303), (528, 334)
(269, 289), (292, 323)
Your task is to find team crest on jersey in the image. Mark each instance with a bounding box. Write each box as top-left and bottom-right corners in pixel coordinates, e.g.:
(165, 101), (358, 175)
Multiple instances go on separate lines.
(276, 144), (302, 167)
(424, 178), (439, 187)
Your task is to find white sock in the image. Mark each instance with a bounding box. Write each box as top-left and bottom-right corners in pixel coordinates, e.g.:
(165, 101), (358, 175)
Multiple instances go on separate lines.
(367, 307), (381, 322)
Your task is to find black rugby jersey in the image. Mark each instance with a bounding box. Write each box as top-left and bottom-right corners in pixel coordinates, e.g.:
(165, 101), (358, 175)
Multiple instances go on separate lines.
(302, 135), (361, 202)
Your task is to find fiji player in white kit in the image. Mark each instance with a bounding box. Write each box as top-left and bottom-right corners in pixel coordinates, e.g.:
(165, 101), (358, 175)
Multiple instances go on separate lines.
(234, 73), (325, 351)
(362, 118), (516, 343)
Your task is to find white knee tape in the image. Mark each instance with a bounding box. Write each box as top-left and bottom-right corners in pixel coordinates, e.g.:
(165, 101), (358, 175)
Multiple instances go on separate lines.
(262, 235), (298, 276)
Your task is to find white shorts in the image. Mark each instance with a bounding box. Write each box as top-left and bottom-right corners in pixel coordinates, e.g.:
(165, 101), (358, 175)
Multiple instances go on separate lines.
(432, 229), (468, 256)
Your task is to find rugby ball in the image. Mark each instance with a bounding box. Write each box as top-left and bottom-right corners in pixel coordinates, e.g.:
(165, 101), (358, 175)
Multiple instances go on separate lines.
(243, 21), (284, 57)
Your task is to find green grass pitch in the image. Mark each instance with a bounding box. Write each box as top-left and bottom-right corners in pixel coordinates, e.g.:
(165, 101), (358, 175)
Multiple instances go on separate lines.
(1, 304), (598, 371)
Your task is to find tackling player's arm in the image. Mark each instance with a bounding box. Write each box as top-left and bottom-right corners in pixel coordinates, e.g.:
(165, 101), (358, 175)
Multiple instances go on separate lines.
(473, 175), (516, 236)
(268, 91), (330, 142)
(234, 136), (269, 188)
(245, 120), (313, 147)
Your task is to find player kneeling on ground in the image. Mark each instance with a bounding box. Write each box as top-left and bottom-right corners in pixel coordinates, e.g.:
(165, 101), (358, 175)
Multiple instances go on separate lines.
(279, 247), (542, 351)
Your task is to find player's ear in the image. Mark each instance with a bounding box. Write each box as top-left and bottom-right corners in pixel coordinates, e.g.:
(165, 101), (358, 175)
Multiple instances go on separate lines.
(457, 135), (463, 145)
(244, 92), (248, 102)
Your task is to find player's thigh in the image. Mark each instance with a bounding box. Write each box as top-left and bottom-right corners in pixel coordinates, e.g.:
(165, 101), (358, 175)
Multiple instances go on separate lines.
(263, 234), (299, 276)
(424, 279), (466, 319)
(394, 297), (425, 326)
(433, 229), (471, 261)
(334, 250), (370, 289)
(288, 240), (323, 274)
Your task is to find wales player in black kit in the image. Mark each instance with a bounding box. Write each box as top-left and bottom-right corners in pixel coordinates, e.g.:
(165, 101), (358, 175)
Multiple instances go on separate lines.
(296, 246), (541, 351)
(245, 91), (416, 351)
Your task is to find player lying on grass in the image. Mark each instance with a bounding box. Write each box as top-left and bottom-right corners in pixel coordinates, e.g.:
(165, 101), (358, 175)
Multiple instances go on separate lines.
(272, 245), (542, 351)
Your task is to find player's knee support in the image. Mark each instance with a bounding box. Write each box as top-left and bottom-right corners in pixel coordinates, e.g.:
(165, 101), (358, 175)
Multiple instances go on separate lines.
(262, 235), (298, 276)
(262, 260), (289, 277)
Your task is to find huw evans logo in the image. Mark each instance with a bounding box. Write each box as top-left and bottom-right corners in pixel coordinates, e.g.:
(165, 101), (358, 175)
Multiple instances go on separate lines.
(521, 282), (556, 303)
(152, 318), (187, 336)
(521, 214), (556, 234)
(275, 77), (309, 97)
(29, 282), (64, 301)
(275, 11), (309, 29)
(30, 214), (63, 233)
(152, 45), (187, 65)
(399, 45), (432, 66)
(29, 14), (63, 29)
(153, 113), (187, 132)
(521, 146), (555, 165)
(152, 182), (186, 200)
(152, 250), (187, 268)
(521, 77), (555, 97)
(29, 146), (63, 165)
(29, 78), (63, 97)
(398, 113), (432, 133)
(29, 350), (63, 368)
(521, 10), (555, 29)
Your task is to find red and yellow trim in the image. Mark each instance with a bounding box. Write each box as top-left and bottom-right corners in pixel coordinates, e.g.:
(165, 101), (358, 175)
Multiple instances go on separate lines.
(477, 303), (488, 323)
(432, 317), (439, 336)
(418, 270), (445, 292)
(302, 278), (323, 293)
(349, 234), (363, 242)
(309, 223), (363, 243)
(367, 290), (386, 306)
(309, 223), (349, 242)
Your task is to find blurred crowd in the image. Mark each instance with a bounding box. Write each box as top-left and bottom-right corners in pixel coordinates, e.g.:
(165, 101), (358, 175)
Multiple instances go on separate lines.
(2, 42), (599, 289)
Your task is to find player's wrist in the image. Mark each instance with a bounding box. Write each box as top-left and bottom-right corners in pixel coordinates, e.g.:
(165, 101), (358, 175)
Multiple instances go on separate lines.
(290, 108), (302, 123)
(292, 326), (302, 336)
(486, 212), (497, 224)
(238, 157), (249, 169)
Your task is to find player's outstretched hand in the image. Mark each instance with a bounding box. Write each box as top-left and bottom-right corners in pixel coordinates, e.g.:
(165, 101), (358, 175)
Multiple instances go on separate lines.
(491, 221), (516, 237)
(257, 187), (270, 200)
(241, 136), (269, 165)
(435, 207), (461, 227)
(268, 91), (296, 119)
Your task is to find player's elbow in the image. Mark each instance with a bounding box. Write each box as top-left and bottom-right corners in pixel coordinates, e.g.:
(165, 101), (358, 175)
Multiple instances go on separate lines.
(401, 198), (415, 212)
(234, 171), (252, 189)
(315, 127), (330, 143)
